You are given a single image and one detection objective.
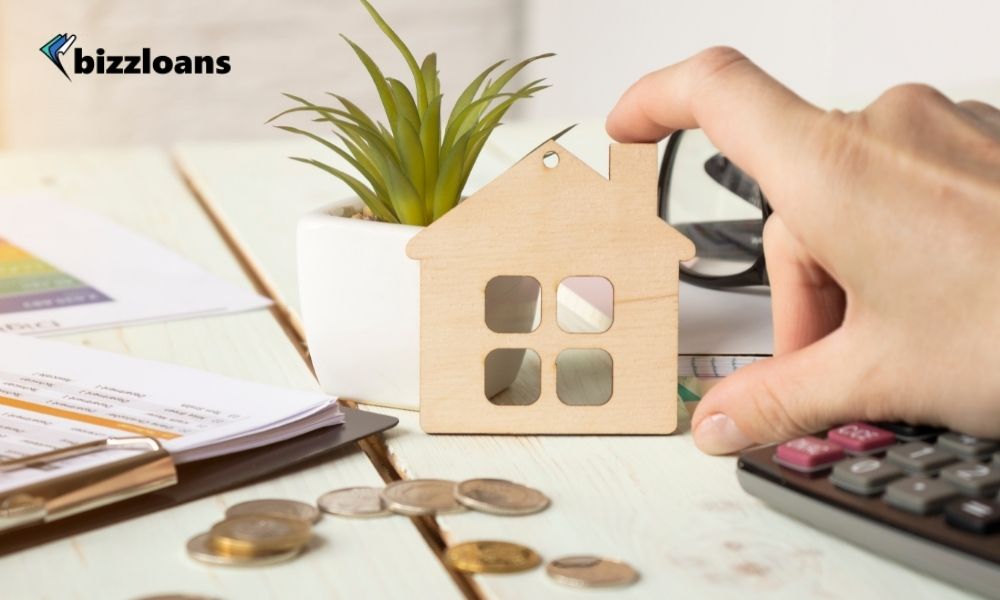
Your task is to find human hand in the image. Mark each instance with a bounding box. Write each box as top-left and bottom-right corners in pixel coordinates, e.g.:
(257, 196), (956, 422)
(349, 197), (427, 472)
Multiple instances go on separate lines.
(607, 47), (1000, 454)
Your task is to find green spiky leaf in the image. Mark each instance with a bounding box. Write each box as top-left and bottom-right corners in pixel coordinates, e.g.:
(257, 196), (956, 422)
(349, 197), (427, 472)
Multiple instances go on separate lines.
(326, 93), (380, 131)
(420, 53), (439, 101)
(448, 59), (504, 128)
(270, 1), (552, 226)
(420, 94), (442, 214)
(290, 157), (396, 223)
(340, 35), (397, 125)
(359, 0), (427, 112)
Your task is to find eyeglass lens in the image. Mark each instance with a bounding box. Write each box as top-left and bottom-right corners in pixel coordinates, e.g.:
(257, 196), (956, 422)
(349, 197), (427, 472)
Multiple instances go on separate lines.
(662, 130), (765, 278)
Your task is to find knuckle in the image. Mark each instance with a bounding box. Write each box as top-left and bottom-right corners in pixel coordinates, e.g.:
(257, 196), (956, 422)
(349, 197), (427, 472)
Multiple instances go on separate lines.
(806, 109), (871, 178)
(690, 46), (749, 84)
(693, 46), (747, 69)
(870, 83), (947, 112)
(956, 99), (996, 112)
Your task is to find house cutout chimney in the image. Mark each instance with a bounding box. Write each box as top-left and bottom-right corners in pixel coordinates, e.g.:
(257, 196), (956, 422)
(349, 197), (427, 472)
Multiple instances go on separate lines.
(609, 143), (657, 200)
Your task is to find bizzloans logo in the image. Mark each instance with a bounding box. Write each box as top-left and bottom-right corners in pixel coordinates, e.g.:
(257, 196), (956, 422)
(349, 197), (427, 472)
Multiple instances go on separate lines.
(40, 32), (230, 81)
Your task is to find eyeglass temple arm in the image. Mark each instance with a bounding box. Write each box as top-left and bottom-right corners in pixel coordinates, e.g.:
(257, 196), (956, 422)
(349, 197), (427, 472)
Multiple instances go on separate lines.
(703, 154), (765, 209)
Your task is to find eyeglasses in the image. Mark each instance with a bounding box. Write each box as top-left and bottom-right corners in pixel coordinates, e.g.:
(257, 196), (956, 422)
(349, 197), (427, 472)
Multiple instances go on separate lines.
(658, 129), (771, 289)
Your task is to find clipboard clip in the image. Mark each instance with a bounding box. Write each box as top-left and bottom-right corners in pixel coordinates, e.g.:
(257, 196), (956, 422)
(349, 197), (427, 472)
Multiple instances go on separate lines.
(0, 437), (177, 533)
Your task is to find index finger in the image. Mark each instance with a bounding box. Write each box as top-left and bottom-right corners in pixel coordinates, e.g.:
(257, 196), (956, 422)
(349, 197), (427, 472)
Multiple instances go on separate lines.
(606, 47), (831, 251)
(607, 48), (821, 178)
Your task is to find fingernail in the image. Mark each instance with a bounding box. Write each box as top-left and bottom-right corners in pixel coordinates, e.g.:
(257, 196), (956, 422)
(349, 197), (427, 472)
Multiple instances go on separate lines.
(694, 413), (754, 455)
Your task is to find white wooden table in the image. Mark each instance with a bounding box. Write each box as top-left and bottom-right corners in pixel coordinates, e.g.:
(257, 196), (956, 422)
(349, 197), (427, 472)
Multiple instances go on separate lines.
(0, 123), (978, 599)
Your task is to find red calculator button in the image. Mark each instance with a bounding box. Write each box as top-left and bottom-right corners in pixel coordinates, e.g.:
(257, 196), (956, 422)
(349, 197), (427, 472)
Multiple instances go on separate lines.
(828, 423), (896, 454)
(775, 436), (846, 472)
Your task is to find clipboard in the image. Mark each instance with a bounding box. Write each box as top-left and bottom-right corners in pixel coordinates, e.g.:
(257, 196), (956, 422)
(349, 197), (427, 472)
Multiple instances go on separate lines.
(0, 407), (397, 556)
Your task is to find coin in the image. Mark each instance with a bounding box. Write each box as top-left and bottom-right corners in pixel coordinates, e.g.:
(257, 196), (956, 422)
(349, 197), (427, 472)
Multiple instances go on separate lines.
(382, 479), (466, 516)
(186, 532), (301, 567)
(225, 499), (321, 524)
(318, 486), (392, 518)
(208, 515), (312, 556)
(545, 555), (639, 588)
(444, 541), (541, 574)
(455, 479), (550, 515)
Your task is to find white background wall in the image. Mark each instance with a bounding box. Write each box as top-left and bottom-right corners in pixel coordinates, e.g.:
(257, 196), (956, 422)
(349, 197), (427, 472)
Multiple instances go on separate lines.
(2, 0), (999, 149)
(0, 0), (521, 148)
(520, 0), (1000, 120)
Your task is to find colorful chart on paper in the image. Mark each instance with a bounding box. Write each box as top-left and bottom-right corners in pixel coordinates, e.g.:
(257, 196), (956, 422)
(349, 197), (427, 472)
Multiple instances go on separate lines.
(0, 238), (111, 315)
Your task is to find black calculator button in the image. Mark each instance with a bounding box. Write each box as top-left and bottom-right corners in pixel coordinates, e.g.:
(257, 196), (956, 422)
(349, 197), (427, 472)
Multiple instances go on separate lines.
(940, 461), (1000, 497)
(886, 442), (958, 474)
(884, 476), (960, 515)
(944, 498), (1000, 534)
(937, 433), (1000, 459)
(875, 422), (946, 441)
(830, 457), (904, 496)
(739, 427), (1000, 595)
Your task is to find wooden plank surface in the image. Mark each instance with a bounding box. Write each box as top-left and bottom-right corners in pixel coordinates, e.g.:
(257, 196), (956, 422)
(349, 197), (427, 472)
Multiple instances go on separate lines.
(174, 126), (979, 600)
(0, 148), (461, 600)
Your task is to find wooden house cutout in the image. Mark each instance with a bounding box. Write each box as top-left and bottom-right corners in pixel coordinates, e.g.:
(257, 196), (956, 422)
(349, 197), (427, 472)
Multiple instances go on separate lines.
(406, 141), (695, 434)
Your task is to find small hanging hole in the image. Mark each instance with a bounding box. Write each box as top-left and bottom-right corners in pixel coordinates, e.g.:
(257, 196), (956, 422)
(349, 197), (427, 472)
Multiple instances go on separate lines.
(542, 151), (559, 168)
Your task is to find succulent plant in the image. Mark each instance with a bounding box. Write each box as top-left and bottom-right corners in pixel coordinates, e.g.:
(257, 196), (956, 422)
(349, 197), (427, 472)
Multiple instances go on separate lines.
(269, 0), (552, 226)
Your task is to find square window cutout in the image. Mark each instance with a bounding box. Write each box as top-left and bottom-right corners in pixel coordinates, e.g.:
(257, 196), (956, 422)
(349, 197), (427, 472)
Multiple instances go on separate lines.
(556, 349), (613, 406)
(557, 277), (613, 333)
(485, 348), (540, 405)
(485, 276), (541, 333)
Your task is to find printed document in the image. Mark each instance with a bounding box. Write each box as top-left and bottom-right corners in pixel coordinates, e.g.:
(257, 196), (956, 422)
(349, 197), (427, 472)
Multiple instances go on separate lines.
(0, 334), (343, 495)
(0, 195), (269, 335)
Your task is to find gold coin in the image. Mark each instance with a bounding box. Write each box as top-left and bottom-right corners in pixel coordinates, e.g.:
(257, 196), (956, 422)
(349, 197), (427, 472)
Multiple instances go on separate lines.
(318, 486), (392, 518)
(208, 515), (311, 556)
(381, 479), (466, 516)
(444, 541), (541, 574)
(186, 532), (301, 567)
(455, 479), (550, 515)
(225, 499), (321, 524)
(545, 555), (639, 588)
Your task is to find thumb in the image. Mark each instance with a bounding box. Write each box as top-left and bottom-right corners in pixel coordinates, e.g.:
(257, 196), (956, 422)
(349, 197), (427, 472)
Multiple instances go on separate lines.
(691, 329), (869, 454)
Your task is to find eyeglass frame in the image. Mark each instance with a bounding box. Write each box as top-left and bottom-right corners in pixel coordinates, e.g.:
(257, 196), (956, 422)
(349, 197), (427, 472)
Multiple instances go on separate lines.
(658, 129), (772, 289)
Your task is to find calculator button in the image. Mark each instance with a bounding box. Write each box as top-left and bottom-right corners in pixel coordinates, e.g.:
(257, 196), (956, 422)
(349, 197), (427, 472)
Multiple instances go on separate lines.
(940, 461), (1000, 497)
(937, 433), (1000, 459)
(886, 442), (958, 474)
(774, 436), (845, 472)
(944, 498), (1000, 534)
(874, 422), (946, 441)
(830, 457), (904, 496)
(827, 423), (896, 454)
(884, 476), (960, 515)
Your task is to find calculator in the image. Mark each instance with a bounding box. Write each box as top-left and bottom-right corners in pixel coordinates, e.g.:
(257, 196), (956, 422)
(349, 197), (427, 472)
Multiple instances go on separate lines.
(736, 422), (1000, 598)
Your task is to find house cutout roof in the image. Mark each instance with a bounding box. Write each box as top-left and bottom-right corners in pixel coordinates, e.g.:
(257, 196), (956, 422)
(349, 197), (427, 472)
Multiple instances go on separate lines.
(407, 141), (695, 261)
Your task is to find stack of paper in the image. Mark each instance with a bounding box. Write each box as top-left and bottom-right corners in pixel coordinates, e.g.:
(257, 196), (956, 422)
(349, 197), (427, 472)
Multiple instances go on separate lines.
(559, 280), (772, 377)
(0, 334), (343, 495)
(677, 282), (772, 376)
(0, 195), (270, 335)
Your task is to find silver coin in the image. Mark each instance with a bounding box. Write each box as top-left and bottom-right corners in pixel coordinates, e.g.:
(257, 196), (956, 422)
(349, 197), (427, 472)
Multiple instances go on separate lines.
(381, 479), (466, 516)
(318, 486), (392, 518)
(455, 478), (550, 515)
(185, 532), (302, 567)
(224, 499), (321, 524)
(546, 555), (639, 588)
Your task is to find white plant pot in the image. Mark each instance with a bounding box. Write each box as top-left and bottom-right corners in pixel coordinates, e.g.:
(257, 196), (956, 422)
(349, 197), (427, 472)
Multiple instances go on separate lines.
(298, 199), (538, 410)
